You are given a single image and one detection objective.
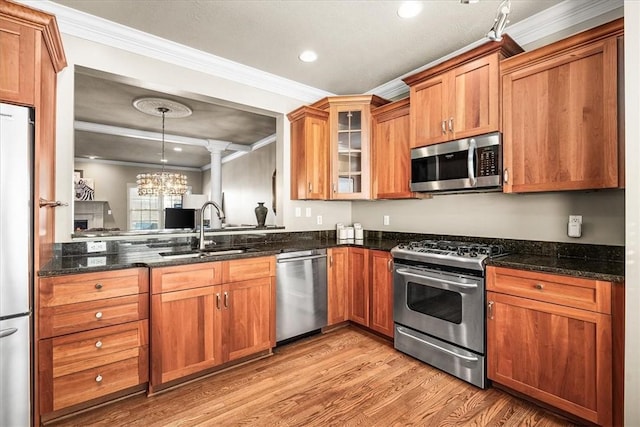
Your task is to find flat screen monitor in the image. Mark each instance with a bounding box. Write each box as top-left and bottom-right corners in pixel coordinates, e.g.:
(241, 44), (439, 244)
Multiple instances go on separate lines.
(164, 208), (196, 229)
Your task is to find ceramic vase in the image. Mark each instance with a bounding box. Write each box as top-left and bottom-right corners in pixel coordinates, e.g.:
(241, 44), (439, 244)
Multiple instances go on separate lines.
(255, 202), (268, 227)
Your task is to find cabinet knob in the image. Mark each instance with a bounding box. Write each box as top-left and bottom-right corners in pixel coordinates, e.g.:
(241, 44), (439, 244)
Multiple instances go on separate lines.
(534, 283), (544, 290)
(95, 283), (103, 290)
(95, 375), (103, 383)
(95, 311), (103, 319)
(95, 340), (103, 348)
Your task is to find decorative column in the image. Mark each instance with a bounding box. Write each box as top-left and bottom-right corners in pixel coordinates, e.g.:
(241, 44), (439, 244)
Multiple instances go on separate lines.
(205, 140), (230, 229)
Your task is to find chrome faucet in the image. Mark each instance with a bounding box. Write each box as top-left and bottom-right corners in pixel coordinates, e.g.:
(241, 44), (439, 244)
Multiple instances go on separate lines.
(199, 201), (225, 250)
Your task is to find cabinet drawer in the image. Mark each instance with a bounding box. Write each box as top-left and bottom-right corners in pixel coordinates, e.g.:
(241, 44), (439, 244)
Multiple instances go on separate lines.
(52, 356), (143, 411)
(39, 268), (149, 307)
(222, 256), (275, 282)
(151, 262), (222, 294)
(487, 266), (611, 314)
(39, 294), (149, 338)
(49, 321), (148, 378)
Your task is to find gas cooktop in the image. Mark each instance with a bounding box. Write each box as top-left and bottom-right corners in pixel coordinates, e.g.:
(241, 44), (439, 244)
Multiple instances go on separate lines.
(390, 239), (506, 271)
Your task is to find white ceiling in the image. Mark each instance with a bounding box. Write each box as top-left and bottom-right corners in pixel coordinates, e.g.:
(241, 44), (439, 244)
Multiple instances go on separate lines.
(36, 0), (619, 169)
(51, 0), (563, 95)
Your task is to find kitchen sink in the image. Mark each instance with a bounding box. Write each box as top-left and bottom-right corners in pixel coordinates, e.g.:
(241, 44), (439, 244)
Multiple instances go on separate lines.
(159, 248), (247, 260)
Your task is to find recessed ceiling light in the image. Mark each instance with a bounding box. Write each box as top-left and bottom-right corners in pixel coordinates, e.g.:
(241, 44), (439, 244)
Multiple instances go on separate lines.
(161, 158), (168, 163)
(88, 155), (97, 159)
(298, 50), (318, 63)
(397, 1), (423, 18)
(173, 147), (183, 152)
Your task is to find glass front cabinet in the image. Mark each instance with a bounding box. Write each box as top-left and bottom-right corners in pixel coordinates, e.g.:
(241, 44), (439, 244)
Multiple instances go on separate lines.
(314, 95), (388, 200)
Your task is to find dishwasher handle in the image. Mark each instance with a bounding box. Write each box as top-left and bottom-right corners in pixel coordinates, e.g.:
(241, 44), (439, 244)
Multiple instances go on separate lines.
(276, 254), (327, 263)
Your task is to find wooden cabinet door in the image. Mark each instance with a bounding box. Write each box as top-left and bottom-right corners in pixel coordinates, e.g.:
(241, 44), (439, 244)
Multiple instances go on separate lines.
(348, 248), (369, 326)
(502, 37), (619, 193)
(487, 291), (612, 426)
(288, 106), (329, 200)
(409, 73), (448, 147)
(372, 99), (414, 199)
(452, 54), (499, 139)
(368, 250), (394, 338)
(0, 16), (35, 104)
(151, 286), (222, 387)
(327, 247), (349, 325)
(223, 277), (273, 362)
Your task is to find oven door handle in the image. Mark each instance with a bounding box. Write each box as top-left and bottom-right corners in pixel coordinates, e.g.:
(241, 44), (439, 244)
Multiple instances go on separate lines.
(467, 138), (477, 187)
(396, 326), (479, 362)
(396, 269), (478, 290)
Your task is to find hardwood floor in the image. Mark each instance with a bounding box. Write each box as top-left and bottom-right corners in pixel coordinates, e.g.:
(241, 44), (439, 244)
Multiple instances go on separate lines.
(48, 326), (577, 427)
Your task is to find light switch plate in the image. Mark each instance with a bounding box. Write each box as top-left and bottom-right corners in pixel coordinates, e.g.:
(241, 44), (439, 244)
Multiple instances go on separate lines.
(87, 241), (107, 253)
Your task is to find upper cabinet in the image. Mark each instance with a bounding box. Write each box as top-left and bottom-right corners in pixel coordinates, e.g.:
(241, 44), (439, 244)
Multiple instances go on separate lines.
(287, 106), (329, 200)
(371, 98), (415, 199)
(501, 19), (624, 193)
(0, 0), (67, 269)
(289, 95), (389, 200)
(313, 95), (389, 200)
(403, 36), (522, 148)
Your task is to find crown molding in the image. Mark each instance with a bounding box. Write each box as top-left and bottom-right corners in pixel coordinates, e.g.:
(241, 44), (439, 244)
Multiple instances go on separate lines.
(74, 157), (201, 172)
(369, 0), (623, 99)
(16, 0), (333, 103)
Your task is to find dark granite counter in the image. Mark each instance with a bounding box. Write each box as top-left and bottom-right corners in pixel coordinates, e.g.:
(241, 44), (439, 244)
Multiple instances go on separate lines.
(487, 254), (624, 283)
(40, 230), (624, 283)
(39, 232), (403, 277)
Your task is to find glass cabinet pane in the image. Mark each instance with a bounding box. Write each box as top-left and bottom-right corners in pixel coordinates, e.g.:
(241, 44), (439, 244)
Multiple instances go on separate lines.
(335, 109), (364, 194)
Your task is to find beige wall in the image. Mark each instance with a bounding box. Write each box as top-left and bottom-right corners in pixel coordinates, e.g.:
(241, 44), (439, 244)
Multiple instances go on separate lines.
(222, 143), (276, 226)
(624, 1), (639, 423)
(353, 190), (624, 245)
(74, 160), (202, 231)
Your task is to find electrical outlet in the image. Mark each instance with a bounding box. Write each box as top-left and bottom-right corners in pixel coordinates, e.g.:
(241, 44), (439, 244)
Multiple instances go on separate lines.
(87, 256), (107, 267)
(568, 215), (583, 238)
(317, 215), (323, 225)
(294, 207), (301, 217)
(305, 207), (312, 217)
(86, 241), (107, 253)
(383, 215), (390, 226)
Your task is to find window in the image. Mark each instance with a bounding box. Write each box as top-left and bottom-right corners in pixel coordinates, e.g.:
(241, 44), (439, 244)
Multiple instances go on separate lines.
(126, 184), (187, 230)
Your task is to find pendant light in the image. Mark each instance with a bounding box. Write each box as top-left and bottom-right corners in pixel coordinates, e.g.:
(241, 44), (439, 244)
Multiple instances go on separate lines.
(134, 98), (191, 196)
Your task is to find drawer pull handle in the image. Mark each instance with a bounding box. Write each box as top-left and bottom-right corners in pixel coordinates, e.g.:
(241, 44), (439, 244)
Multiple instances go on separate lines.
(95, 340), (103, 348)
(95, 375), (103, 383)
(534, 283), (544, 290)
(95, 312), (103, 319)
(95, 283), (103, 290)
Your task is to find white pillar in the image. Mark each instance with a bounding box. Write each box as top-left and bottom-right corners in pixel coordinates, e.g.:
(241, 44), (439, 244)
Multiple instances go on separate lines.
(205, 140), (230, 229)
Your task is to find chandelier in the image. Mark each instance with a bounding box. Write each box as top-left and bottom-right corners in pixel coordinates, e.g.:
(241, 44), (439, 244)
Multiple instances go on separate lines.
(136, 105), (188, 196)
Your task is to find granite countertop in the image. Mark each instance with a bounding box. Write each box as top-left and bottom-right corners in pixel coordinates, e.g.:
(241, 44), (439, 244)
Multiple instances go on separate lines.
(488, 254), (624, 283)
(38, 237), (401, 277)
(39, 231), (625, 284)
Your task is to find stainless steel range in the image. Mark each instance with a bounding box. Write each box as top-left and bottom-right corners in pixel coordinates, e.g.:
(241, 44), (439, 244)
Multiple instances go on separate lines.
(391, 239), (505, 389)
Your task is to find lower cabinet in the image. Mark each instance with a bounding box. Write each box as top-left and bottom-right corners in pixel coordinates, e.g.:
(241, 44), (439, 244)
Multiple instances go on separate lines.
(327, 247), (349, 325)
(345, 248), (394, 338)
(150, 257), (275, 391)
(37, 268), (149, 417)
(486, 266), (614, 426)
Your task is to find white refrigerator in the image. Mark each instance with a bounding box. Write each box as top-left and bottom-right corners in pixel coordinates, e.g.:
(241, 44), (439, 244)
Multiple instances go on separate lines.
(0, 103), (34, 426)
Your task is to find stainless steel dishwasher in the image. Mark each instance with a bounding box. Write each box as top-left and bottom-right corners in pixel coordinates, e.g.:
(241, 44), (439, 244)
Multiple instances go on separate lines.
(275, 249), (327, 342)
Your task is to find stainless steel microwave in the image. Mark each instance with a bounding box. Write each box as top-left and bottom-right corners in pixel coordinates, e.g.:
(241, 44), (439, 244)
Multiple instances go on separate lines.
(410, 132), (502, 193)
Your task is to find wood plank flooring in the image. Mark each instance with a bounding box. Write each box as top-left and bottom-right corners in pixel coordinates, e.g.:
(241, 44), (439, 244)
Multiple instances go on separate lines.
(48, 326), (578, 427)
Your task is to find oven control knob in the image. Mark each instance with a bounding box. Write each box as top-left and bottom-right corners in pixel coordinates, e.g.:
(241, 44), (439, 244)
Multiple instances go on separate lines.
(469, 251), (478, 257)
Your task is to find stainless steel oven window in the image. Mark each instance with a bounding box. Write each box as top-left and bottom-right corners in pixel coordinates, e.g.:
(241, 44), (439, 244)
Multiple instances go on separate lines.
(406, 281), (462, 324)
